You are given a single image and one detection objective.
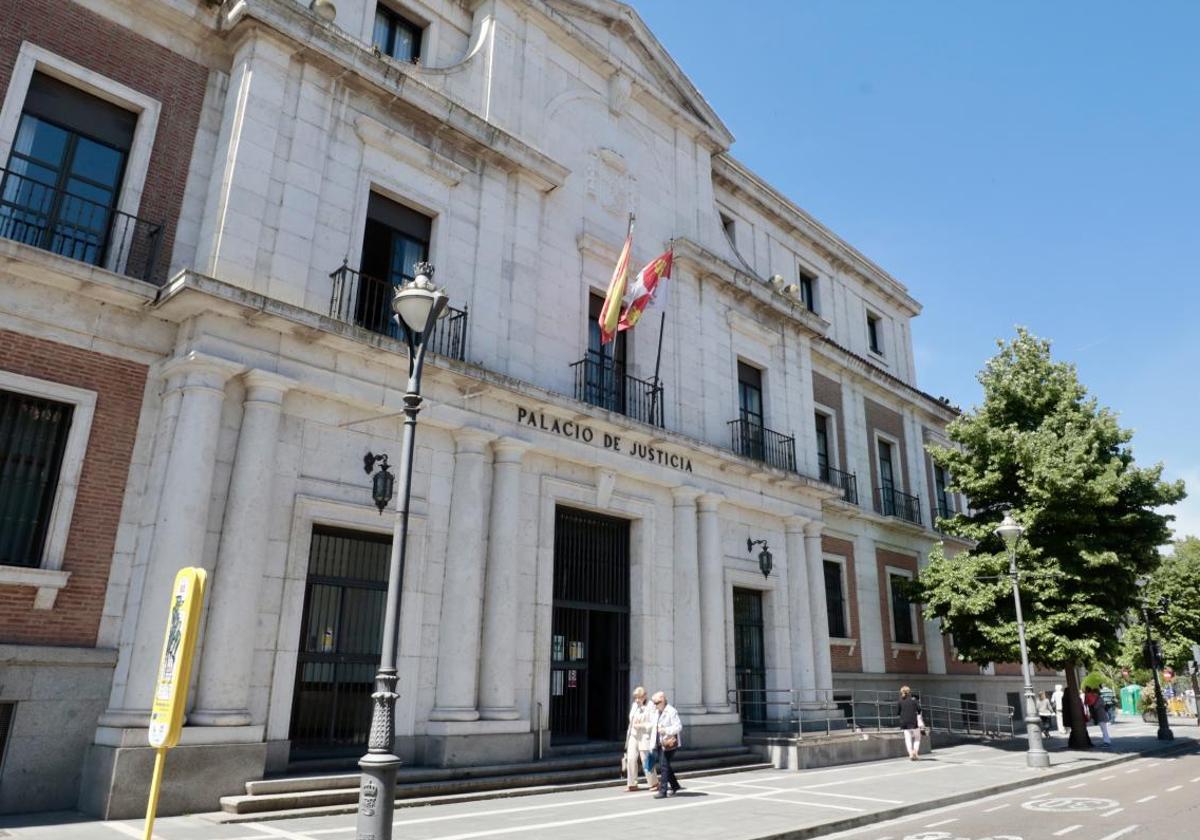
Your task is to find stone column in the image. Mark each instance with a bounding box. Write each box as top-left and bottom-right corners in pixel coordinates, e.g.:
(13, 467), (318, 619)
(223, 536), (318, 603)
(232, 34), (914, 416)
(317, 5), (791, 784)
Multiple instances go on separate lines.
(100, 353), (241, 726)
(854, 533), (887, 673)
(191, 370), (293, 726)
(429, 428), (494, 721)
(804, 521), (834, 694)
(785, 518), (816, 701)
(672, 487), (705, 714)
(478, 438), (529, 720)
(698, 493), (730, 713)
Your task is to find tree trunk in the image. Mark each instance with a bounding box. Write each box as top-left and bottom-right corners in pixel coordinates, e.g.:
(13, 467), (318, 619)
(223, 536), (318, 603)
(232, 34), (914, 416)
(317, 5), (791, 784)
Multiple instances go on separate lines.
(1064, 664), (1093, 750)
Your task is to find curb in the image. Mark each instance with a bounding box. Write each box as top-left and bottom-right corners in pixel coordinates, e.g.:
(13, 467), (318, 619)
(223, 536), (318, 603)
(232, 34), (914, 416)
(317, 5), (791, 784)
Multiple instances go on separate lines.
(753, 736), (1197, 840)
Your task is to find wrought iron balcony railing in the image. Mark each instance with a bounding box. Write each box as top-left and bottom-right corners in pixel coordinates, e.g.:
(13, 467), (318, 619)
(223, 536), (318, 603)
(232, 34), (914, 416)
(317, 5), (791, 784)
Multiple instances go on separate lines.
(570, 350), (664, 427)
(328, 263), (468, 361)
(728, 417), (796, 472)
(820, 464), (859, 505)
(932, 499), (954, 531)
(0, 166), (164, 283)
(875, 485), (923, 526)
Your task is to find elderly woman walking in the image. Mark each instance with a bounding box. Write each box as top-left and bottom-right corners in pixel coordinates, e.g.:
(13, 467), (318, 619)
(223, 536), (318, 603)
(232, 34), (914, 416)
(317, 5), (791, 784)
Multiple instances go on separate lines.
(898, 685), (924, 761)
(624, 686), (658, 791)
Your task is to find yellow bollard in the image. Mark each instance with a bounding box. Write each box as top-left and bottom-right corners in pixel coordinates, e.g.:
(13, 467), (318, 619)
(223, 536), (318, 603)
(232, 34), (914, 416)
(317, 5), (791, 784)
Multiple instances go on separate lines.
(142, 747), (167, 840)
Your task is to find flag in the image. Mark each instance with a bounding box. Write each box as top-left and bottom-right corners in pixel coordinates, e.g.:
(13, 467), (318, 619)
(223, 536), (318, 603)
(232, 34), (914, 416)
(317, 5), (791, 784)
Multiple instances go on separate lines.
(598, 215), (634, 344)
(618, 248), (672, 332)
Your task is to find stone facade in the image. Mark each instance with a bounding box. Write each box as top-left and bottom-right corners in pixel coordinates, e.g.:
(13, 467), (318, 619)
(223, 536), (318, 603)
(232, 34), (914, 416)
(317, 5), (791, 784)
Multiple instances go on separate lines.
(0, 0), (1055, 817)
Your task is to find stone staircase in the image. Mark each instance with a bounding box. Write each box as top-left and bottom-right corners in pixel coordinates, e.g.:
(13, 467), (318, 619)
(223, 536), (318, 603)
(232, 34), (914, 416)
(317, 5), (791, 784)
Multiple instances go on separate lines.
(217, 745), (767, 820)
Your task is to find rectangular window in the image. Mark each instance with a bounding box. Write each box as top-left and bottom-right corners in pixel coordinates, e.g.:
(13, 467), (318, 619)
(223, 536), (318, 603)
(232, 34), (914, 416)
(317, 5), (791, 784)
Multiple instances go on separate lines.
(584, 292), (627, 412)
(889, 572), (915, 644)
(0, 389), (74, 568)
(354, 192), (432, 334)
(867, 313), (883, 355)
(0, 702), (13, 771)
(823, 560), (847, 638)
(877, 439), (895, 490)
(373, 4), (423, 63)
(815, 412), (830, 479)
(799, 271), (816, 313)
(737, 361), (764, 461)
(2, 71), (137, 267)
(934, 465), (952, 518)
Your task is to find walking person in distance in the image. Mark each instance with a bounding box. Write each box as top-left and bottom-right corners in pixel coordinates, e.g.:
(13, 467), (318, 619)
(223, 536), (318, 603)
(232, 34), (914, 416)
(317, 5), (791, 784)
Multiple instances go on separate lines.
(1037, 690), (1055, 738)
(650, 691), (683, 798)
(623, 686), (657, 791)
(898, 685), (924, 761)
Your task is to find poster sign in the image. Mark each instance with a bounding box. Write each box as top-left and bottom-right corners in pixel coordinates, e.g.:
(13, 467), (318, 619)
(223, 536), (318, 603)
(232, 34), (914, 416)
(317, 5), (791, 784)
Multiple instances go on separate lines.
(148, 567), (207, 749)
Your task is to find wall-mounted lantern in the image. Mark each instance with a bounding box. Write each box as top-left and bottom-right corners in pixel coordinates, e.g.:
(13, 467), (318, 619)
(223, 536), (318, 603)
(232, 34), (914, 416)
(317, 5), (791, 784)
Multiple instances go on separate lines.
(364, 451), (394, 514)
(747, 537), (773, 579)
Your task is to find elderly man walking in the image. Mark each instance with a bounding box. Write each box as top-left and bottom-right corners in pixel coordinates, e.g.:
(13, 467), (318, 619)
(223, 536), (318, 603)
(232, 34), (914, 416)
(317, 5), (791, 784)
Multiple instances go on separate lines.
(650, 691), (683, 798)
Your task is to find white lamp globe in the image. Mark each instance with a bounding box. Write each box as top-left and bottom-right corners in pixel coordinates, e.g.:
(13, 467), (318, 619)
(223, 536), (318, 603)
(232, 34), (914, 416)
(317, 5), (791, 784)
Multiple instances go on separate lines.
(994, 511), (1024, 549)
(392, 262), (447, 332)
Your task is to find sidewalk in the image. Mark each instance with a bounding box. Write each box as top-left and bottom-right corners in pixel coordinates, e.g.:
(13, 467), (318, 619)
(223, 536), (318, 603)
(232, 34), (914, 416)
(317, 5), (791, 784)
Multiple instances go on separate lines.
(1, 720), (1193, 840)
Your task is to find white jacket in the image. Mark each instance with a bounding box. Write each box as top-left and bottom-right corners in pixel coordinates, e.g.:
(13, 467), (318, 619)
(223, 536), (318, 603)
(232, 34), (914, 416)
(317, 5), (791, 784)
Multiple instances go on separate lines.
(650, 703), (683, 748)
(627, 701), (656, 751)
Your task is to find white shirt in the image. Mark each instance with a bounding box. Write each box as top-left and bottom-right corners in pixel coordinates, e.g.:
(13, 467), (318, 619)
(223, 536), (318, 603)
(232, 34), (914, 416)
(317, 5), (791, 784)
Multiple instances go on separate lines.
(627, 701), (655, 751)
(651, 702), (682, 748)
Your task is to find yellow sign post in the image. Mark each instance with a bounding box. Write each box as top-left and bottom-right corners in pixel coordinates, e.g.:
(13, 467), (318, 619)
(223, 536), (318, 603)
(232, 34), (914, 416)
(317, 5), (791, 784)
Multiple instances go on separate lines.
(143, 567), (206, 840)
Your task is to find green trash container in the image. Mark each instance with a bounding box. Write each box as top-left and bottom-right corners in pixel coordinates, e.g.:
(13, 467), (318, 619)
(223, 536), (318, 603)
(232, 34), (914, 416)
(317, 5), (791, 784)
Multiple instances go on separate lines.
(1120, 684), (1141, 716)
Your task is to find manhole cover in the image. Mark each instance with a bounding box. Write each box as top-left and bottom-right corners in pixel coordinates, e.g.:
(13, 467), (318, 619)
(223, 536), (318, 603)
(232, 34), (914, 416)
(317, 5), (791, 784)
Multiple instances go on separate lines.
(1021, 796), (1118, 812)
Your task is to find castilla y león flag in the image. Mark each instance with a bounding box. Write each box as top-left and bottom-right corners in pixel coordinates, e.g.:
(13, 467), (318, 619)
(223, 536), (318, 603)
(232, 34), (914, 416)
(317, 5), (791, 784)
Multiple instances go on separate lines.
(597, 216), (634, 344)
(618, 249), (672, 332)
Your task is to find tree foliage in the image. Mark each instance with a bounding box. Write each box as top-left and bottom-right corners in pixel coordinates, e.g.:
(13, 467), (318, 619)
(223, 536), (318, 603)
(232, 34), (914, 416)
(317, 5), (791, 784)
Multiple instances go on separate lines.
(1118, 537), (1200, 670)
(912, 330), (1184, 744)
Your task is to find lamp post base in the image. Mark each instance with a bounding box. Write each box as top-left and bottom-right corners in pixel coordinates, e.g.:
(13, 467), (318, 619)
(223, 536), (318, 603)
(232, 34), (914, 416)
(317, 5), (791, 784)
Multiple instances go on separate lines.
(1025, 749), (1051, 769)
(356, 753), (400, 840)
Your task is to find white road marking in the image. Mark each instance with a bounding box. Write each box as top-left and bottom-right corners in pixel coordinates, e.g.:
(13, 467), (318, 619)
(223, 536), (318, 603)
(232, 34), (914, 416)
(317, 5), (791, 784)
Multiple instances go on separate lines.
(1100, 807), (1124, 817)
(924, 817), (958, 827)
(1124, 767), (1140, 774)
(248, 824), (320, 840)
(1068, 782), (1086, 789)
(103, 824), (165, 840)
(797, 790), (904, 804)
(1191, 776), (1200, 782)
(1096, 827), (1139, 840)
(983, 803), (1011, 812)
(1167, 785), (1183, 792)
(1054, 826), (1083, 836)
(1135, 795), (1156, 803)
(759, 797), (864, 812)
(1100, 775), (1116, 780)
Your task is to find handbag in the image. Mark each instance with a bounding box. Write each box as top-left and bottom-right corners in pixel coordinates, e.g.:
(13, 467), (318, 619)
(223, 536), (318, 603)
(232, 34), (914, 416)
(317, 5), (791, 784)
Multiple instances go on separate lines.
(620, 754), (628, 775)
(662, 734), (679, 750)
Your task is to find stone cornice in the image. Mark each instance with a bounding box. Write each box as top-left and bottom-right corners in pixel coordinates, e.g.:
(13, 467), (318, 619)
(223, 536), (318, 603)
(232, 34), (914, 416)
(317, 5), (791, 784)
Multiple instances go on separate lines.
(813, 336), (958, 424)
(221, 0), (569, 192)
(711, 156), (922, 317)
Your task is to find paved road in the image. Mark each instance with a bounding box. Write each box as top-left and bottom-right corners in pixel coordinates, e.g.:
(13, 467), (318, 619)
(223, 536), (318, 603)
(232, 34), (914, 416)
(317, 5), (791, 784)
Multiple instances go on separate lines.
(0, 721), (1190, 840)
(827, 740), (1200, 840)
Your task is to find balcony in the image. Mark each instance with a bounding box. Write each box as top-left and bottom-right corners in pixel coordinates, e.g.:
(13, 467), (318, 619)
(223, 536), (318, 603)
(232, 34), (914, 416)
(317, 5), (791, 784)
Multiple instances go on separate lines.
(728, 417), (796, 472)
(0, 166), (164, 283)
(328, 263), (468, 361)
(820, 464), (859, 505)
(570, 350), (664, 427)
(932, 499), (954, 530)
(875, 485), (923, 526)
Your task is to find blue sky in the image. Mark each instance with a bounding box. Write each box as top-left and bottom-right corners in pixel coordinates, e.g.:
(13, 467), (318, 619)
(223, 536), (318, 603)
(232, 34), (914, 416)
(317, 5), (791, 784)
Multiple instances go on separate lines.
(636, 0), (1200, 539)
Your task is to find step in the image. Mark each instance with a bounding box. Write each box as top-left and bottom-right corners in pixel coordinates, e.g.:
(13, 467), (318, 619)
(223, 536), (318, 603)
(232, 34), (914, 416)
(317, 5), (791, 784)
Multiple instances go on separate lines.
(221, 751), (764, 816)
(246, 745), (754, 796)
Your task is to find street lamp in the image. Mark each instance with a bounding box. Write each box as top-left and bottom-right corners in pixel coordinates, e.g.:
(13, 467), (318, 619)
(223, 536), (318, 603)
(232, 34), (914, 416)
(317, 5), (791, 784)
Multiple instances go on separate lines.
(356, 262), (449, 840)
(747, 538), (773, 579)
(1135, 577), (1174, 741)
(995, 511), (1050, 768)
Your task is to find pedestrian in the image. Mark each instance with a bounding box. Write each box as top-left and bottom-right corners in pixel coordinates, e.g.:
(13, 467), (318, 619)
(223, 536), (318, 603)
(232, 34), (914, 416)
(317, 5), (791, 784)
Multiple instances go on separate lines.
(1036, 690), (1054, 737)
(623, 686), (657, 791)
(898, 685), (923, 761)
(650, 690), (683, 798)
(1085, 686), (1112, 746)
(1051, 684), (1066, 734)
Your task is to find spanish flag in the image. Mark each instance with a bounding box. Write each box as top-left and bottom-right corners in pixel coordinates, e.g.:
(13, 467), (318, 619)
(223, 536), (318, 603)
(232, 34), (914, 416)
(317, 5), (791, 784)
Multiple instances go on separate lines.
(598, 214), (634, 344)
(618, 248), (672, 332)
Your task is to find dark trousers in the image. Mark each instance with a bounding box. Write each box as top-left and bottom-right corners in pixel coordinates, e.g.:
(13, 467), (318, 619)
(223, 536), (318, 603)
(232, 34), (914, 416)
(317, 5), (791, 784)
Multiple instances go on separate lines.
(656, 745), (679, 792)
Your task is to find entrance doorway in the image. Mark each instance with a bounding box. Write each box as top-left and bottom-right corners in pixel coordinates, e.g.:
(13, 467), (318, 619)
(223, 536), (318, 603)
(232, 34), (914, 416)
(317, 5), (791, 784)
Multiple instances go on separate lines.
(289, 526), (390, 761)
(549, 506), (630, 744)
(733, 588), (767, 730)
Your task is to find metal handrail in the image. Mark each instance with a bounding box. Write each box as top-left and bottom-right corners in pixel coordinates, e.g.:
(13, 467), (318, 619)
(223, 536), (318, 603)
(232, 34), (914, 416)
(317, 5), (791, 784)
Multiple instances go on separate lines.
(875, 485), (923, 525)
(820, 464), (859, 505)
(727, 687), (1015, 740)
(728, 417), (796, 472)
(328, 263), (468, 361)
(0, 165), (164, 283)
(569, 350), (664, 427)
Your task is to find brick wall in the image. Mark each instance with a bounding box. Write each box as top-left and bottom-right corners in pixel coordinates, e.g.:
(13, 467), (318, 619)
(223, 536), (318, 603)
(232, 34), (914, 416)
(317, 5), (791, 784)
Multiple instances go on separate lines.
(823, 535), (862, 673)
(863, 397), (910, 503)
(876, 547), (927, 675)
(0, 0), (208, 283)
(811, 371), (848, 472)
(944, 633), (981, 675)
(0, 330), (147, 645)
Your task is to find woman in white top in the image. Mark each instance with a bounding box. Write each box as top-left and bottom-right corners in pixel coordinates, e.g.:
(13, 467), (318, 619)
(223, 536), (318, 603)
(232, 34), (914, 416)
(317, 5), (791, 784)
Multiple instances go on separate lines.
(625, 686), (658, 791)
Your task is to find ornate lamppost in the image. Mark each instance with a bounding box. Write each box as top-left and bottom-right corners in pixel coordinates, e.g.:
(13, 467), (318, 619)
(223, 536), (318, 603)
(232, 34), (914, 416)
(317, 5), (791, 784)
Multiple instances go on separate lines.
(994, 512), (1050, 768)
(357, 262), (448, 840)
(1135, 577), (1173, 741)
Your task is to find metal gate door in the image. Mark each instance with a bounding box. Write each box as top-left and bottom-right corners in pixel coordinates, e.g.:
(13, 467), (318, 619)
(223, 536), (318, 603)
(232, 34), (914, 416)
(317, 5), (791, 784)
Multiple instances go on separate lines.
(289, 526), (390, 760)
(733, 588), (767, 730)
(550, 507), (630, 744)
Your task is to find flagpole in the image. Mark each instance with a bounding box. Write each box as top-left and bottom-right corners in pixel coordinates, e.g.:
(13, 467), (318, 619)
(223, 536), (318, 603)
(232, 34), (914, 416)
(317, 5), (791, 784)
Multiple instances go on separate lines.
(649, 310), (665, 426)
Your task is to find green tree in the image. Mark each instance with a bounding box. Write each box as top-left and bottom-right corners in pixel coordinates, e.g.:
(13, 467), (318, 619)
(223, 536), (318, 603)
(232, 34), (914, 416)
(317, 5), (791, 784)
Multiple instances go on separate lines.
(912, 329), (1185, 748)
(1118, 537), (1200, 671)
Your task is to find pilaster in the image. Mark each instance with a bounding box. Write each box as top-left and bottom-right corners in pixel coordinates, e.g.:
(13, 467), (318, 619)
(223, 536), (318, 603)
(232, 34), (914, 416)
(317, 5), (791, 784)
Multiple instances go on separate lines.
(784, 517), (816, 698)
(802, 520), (833, 694)
(697, 493), (729, 713)
(671, 486), (704, 714)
